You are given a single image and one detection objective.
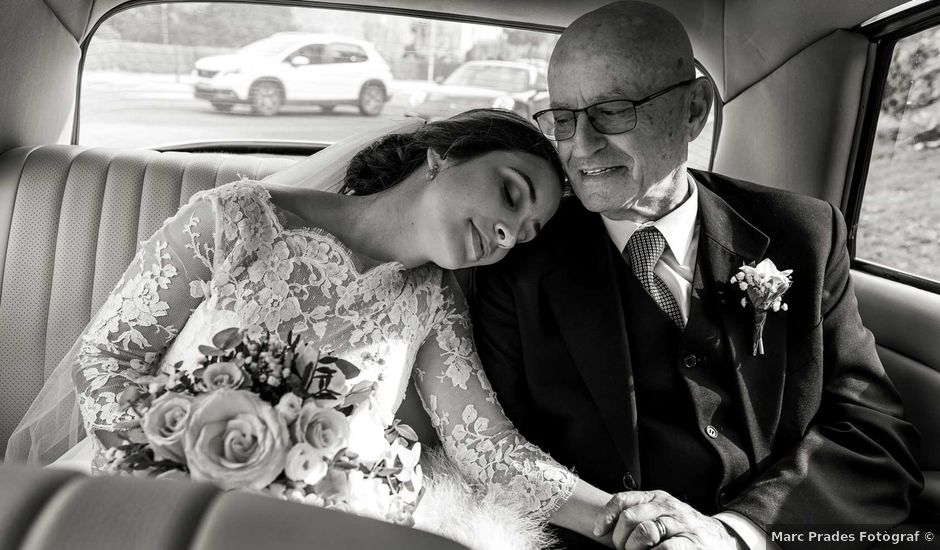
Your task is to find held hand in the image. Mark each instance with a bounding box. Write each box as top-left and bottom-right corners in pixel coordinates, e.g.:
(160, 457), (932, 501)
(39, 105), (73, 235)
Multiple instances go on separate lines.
(594, 490), (742, 550)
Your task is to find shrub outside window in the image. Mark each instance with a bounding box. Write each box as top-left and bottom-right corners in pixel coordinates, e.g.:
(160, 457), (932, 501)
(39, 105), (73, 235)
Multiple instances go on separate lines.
(858, 26), (940, 283)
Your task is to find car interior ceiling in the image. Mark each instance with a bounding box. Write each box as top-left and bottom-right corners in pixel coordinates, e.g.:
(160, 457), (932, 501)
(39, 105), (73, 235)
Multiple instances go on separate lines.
(1, 0), (939, 545)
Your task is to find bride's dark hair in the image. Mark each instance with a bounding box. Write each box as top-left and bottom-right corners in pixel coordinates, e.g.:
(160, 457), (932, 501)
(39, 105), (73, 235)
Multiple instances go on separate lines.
(341, 109), (567, 195)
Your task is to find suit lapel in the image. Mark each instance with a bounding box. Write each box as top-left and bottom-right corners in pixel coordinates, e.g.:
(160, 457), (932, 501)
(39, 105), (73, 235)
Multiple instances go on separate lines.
(542, 207), (641, 480)
(694, 175), (787, 462)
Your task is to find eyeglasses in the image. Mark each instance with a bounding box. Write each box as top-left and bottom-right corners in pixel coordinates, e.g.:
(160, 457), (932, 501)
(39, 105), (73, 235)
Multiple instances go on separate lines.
(532, 79), (695, 141)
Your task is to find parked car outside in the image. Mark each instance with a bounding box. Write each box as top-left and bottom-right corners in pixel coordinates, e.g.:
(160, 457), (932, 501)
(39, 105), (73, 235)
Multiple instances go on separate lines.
(192, 32), (394, 116)
(405, 60), (548, 121)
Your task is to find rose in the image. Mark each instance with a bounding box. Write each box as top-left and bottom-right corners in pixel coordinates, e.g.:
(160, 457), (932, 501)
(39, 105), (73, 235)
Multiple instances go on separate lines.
(184, 389), (289, 490)
(345, 411), (392, 463)
(284, 442), (329, 485)
(314, 467), (351, 501)
(346, 470), (393, 521)
(292, 403), (349, 458)
(276, 393), (303, 424)
(141, 392), (193, 462)
(200, 361), (244, 391)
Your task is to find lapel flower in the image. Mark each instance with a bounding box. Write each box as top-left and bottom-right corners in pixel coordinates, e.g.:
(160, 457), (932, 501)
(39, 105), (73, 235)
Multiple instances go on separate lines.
(731, 259), (793, 356)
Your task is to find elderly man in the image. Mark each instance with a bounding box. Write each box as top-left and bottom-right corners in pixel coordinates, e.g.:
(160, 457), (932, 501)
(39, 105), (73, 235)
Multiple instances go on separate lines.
(470, 2), (923, 549)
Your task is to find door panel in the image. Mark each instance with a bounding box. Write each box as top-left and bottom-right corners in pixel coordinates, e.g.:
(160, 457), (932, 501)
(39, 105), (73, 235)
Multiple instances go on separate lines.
(854, 270), (940, 514)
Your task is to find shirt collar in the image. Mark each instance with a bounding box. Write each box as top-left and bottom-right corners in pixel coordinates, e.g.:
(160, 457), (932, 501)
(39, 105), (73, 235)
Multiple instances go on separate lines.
(602, 173), (699, 264)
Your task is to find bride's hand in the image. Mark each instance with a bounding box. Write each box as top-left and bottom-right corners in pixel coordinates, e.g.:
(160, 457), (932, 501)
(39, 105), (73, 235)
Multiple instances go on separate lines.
(549, 479), (617, 547)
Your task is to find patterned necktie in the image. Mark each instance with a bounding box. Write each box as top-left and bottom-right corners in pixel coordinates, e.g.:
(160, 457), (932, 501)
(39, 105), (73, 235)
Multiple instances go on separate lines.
(623, 226), (685, 329)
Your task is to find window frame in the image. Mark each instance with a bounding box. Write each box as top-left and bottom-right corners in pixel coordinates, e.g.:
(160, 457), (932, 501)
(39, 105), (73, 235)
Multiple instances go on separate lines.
(73, 0), (721, 170)
(847, 2), (940, 294)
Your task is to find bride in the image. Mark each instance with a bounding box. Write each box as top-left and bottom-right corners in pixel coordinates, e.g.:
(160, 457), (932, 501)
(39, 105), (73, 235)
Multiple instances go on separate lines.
(6, 109), (614, 547)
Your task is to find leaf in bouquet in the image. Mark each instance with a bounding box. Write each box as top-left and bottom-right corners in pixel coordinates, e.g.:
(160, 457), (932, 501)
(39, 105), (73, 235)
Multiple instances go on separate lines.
(342, 390), (372, 408)
(330, 359), (361, 379)
(332, 460), (360, 471)
(314, 366), (337, 375)
(374, 466), (403, 477)
(394, 423), (419, 442)
(312, 388), (341, 400)
(198, 344), (223, 357)
(117, 386), (143, 409)
(318, 356), (338, 364)
(349, 381), (375, 394)
(211, 327), (242, 350)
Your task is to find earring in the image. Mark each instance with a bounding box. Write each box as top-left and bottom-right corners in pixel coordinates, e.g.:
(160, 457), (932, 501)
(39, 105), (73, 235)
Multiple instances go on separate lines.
(426, 164), (439, 181)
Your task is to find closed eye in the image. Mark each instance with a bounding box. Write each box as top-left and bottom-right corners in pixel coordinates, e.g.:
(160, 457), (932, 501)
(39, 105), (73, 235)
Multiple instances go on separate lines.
(503, 180), (516, 209)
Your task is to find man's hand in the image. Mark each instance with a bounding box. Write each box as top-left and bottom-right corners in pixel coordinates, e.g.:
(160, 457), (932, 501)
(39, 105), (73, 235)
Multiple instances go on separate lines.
(594, 490), (743, 550)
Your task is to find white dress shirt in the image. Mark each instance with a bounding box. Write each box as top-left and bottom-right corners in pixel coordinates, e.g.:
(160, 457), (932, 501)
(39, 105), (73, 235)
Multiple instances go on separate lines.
(602, 174), (779, 550)
(602, 175), (699, 324)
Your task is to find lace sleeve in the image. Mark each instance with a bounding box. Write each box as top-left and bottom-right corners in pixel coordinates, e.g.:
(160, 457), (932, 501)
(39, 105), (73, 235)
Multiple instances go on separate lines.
(73, 190), (220, 434)
(413, 272), (576, 519)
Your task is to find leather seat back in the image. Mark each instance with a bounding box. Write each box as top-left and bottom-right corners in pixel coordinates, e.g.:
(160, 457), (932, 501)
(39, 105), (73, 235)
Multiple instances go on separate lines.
(0, 146), (296, 454)
(0, 463), (465, 550)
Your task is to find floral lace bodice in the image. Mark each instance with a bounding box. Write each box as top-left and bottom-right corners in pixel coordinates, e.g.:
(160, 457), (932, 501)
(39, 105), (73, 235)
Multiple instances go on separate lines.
(72, 180), (575, 517)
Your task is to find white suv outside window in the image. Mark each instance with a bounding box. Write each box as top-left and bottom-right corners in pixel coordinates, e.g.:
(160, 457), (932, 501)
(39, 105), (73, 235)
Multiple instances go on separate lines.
(193, 32), (393, 116)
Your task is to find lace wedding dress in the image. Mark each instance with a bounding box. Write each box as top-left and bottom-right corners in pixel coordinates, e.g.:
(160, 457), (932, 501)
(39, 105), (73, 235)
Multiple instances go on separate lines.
(49, 180), (574, 547)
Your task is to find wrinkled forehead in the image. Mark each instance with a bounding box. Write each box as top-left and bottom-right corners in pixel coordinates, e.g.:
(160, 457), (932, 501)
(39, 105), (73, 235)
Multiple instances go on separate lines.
(547, 50), (682, 107)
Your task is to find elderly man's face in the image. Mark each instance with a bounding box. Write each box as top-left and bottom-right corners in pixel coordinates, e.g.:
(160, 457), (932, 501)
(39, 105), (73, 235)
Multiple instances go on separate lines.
(549, 52), (691, 217)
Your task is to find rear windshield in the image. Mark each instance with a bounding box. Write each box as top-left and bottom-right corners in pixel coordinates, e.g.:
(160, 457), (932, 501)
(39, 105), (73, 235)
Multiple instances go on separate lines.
(78, 2), (717, 170)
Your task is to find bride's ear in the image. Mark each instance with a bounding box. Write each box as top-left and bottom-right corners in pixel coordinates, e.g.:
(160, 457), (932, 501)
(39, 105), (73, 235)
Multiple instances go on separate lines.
(426, 148), (445, 181)
(426, 147), (444, 170)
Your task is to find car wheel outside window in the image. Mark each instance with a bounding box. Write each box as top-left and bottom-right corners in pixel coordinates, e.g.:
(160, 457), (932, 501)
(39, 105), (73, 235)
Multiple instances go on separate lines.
(358, 83), (385, 116)
(250, 80), (284, 116)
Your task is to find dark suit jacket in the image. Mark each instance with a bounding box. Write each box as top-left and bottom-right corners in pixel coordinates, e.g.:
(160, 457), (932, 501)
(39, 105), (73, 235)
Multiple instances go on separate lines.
(470, 170), (923, 548)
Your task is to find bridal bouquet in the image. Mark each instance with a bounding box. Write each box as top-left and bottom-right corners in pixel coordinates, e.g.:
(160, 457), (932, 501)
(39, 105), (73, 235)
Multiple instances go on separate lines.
(102, 328), (423, 525)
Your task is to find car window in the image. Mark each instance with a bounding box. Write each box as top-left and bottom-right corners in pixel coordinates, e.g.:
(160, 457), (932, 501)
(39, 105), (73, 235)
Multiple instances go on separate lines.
(78, 1), (717, 168)
(328, 43), (368, 63)
(857, 25), (940, 283)
(444, 65), (531, 92)
(291, 44), (326, 64)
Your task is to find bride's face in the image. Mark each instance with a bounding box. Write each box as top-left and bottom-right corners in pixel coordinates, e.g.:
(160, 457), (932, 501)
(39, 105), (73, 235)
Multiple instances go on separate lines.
(423, 150), (562, 269)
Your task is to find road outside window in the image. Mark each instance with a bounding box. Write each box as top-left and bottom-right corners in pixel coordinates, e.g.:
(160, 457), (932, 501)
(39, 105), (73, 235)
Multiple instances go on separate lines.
(79, 2), (714, 170)
(859, 26), (940, 283)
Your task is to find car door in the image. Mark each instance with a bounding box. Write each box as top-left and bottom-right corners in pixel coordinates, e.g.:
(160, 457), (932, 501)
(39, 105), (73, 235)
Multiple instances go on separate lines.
(283, 43), (327, 101)
(321, 43), (371, 100)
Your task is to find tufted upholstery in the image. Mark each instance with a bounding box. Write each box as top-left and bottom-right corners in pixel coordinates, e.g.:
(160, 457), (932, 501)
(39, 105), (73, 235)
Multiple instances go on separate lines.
(0, 462), (466, 550)
(0, 146), (297, 455)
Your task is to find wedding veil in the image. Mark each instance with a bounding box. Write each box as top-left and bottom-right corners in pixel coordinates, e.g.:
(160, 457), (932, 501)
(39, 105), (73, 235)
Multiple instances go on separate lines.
(4, 117), (425, 465)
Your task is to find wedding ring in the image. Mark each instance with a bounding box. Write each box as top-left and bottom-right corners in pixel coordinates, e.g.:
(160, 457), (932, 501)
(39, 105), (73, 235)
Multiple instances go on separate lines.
(653, 518), (667, 539)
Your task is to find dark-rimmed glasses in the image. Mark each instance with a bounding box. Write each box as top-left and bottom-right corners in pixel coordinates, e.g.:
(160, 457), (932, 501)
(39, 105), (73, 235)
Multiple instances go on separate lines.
(532, 79), (695, 141)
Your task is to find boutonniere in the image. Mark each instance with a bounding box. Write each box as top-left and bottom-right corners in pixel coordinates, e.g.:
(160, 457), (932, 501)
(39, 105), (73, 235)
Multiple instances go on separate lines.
(731, 259), (793, 356)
